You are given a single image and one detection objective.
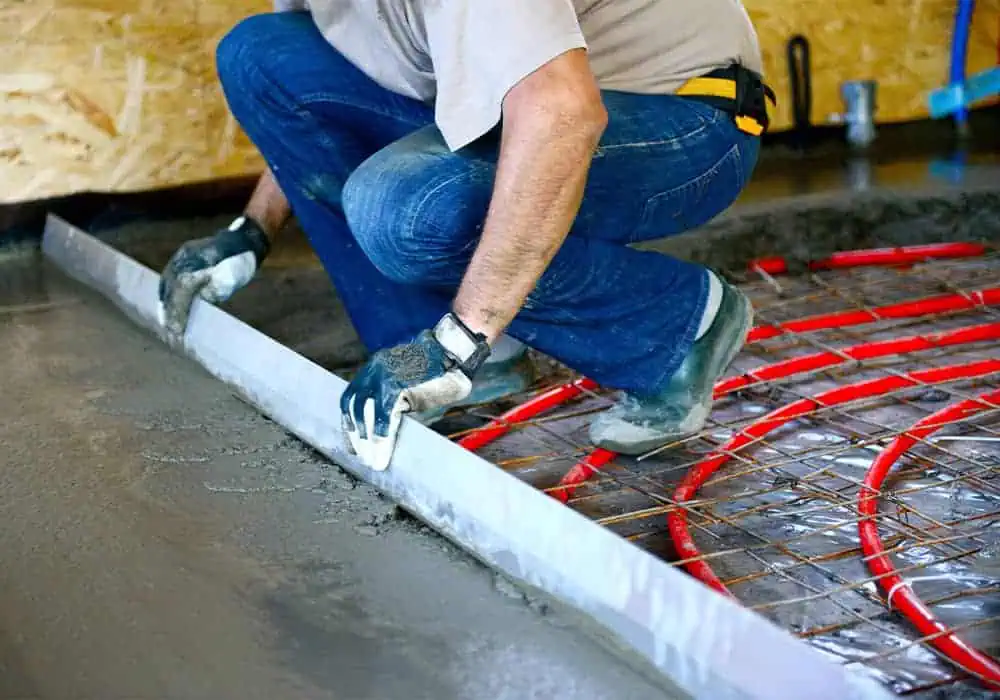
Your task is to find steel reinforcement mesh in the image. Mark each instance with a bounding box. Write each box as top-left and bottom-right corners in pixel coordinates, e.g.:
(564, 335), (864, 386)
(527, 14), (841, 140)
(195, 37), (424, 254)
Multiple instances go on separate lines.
(439, 244), (1000, 697)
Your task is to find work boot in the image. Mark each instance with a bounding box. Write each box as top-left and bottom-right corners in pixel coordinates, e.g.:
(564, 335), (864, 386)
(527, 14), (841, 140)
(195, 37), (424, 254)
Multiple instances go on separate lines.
(413, 337), (536, 426)
(588, 278), (753, 455)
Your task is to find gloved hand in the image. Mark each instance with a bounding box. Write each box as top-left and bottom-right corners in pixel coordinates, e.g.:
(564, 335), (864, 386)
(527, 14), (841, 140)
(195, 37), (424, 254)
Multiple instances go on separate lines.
(157, 215), (270, 342)
(340, 315), (491, 471)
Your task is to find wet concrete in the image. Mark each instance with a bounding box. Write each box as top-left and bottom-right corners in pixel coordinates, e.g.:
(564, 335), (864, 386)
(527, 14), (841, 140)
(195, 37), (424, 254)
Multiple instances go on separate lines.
(0, 251), (680, 700)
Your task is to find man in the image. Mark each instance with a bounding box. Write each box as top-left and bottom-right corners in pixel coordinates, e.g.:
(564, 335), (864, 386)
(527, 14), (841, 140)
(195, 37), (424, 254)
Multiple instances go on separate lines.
(159, 0), (771, 471)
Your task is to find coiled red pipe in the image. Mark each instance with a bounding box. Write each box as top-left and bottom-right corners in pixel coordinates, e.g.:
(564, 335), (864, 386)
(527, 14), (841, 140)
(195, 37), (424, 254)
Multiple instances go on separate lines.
(550, 321), (1000, 502)
(453, 243), (1000, 685)
(858, 388), (1000, 689)
(666, 358), (1000, 596)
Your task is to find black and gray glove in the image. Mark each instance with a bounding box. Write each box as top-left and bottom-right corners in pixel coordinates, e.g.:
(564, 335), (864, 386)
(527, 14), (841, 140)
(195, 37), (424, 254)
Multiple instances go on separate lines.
(340, 313), (491, 471)
(157, 215), (270, 341)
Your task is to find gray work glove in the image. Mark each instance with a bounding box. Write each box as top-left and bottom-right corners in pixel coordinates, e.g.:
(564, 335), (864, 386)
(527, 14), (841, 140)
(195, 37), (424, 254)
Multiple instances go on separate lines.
(157, 215), (270, 342)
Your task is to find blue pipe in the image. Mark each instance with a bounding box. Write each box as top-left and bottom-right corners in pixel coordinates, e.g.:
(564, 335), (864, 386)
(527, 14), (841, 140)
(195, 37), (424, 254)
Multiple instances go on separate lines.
(949, 0), (975, 130)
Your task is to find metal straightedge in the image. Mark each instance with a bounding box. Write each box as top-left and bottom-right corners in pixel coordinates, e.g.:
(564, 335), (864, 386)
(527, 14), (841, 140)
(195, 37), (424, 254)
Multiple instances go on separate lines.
(42, 214), (895, 700)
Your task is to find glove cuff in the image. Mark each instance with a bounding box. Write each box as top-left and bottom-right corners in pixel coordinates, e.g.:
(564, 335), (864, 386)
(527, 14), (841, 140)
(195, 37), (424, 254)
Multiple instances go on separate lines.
(432, 313), (491, 378)
(227, 215), (271, 265)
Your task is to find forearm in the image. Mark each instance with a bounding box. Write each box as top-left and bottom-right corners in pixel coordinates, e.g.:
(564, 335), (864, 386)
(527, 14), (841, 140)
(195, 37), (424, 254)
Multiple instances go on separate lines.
(453, 98), (605, 343)
(244, 167), (291, 241)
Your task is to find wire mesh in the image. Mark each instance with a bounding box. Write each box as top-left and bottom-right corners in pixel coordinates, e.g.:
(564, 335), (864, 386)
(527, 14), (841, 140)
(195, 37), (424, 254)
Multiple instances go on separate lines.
(442, 247), (1000, 697)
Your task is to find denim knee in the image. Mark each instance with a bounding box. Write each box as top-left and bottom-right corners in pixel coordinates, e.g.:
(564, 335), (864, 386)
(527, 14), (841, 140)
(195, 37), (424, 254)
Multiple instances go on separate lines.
(342, 148), (491, 287)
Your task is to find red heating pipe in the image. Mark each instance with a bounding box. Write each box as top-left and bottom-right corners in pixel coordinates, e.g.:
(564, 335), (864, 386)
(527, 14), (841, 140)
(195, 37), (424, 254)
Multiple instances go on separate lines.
(550, 448), (619, 502)
(549, 321), (1000, 503)
(458, 378), (598, 451)
(749, 242), (988, 276)
(665, 358), (1000, 596)
(858, 389), (1000, 689)
(748, 286), (1000, 342)
(718, 321), (1000, 396)
(458, 285), (1000, 453)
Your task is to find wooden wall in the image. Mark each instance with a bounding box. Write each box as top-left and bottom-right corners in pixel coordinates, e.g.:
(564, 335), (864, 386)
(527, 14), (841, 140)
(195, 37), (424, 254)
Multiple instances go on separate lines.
(1, 0), (267, 205)
(754, 0), (1000, 131)
(2, 0), (999, 205)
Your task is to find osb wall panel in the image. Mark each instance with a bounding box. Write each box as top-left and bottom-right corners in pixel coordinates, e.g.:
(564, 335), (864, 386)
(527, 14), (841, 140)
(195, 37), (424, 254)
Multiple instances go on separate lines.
(748, 0), (1000, 131)
(1, 0), (998, 204)
(0, 0), (268, 205)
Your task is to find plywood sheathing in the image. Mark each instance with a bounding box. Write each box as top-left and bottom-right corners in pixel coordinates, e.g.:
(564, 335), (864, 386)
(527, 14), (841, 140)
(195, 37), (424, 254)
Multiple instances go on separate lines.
(0, 0), (268, 205)
(749, 0), (1000, 131)
(2, 0), (999, 204)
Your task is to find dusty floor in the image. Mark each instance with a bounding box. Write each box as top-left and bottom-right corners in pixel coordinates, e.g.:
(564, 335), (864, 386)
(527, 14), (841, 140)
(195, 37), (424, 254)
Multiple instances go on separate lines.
(0, 251), (680, 700)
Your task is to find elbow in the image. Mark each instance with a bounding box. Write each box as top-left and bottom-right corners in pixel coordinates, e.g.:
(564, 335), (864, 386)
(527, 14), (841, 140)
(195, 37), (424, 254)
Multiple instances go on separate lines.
(502, 48), (608, 145)
(547, 91), (608, 144)
(577, 94), (609, 141)
(505, 86), (608, 145)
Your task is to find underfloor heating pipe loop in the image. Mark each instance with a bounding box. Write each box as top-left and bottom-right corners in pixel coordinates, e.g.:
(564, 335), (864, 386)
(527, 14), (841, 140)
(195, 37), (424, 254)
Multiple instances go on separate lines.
(457, 243), (994, 454)
(665, 358), (1000, 595)
(857, 388), (1000, 689)
(552, 320), (1000, 502)
(950, 0), (976, 133)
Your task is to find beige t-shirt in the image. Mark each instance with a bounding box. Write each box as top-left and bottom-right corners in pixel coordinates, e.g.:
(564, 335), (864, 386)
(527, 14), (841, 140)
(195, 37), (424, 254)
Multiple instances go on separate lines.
(272, 1), (762, 152)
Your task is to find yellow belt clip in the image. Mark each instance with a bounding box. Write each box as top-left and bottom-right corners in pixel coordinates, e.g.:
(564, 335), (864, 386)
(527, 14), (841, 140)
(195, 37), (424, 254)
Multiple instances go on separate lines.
(676, 75), (773, 136)
(735, 114), (764, 136)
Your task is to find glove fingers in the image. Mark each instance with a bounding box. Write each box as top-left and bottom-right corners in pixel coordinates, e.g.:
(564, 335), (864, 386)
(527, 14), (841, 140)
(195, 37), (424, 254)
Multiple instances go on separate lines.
(365, 396), (405, 472)
(340, 381), (405, 471)
(345, 396), (378, 468)
(337, 331), (471, 473)
(352, 391), (370, 441)
(159, 269), (211, 340)
(199, 252), (257, 304)
(340, 388), (357, 435)
(341, 394), (363, 458)
(373, 385), (410, 437)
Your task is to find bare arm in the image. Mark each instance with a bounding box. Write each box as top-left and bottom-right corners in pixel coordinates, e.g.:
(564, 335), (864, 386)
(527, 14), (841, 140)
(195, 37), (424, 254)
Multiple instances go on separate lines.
(244, 167), (292, 241)
(451, 48), (607, 343)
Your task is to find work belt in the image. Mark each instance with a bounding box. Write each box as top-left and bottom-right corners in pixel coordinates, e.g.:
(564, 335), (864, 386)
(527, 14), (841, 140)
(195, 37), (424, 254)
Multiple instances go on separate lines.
(675, 64), (777, 136)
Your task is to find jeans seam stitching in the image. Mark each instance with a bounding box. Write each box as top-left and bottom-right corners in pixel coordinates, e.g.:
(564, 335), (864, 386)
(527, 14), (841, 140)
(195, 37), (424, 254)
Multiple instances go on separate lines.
(298, 94), (430, 128)
(596, 103), (719, 153)
(732, 141), (745, 189)
(648, 142), (739, 206)
(596, 119), (710, 152)
(632, 142), (740, 241)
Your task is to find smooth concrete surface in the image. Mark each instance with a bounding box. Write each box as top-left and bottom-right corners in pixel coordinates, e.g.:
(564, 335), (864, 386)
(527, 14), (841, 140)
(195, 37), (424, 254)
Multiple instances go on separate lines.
(0, 251), (679, 700)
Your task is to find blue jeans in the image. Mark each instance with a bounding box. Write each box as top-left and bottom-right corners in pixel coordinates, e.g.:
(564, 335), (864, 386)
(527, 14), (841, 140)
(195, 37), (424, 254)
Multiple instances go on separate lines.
(216, 12), (759, 394)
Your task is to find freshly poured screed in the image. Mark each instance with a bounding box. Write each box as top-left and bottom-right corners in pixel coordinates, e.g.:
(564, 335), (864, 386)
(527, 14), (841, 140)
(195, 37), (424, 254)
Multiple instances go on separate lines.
(0, 252), (680, 700)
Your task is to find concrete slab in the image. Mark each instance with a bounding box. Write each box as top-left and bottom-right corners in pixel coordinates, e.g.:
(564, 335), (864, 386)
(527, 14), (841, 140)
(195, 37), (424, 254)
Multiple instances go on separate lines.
(0, 251), (678, 700)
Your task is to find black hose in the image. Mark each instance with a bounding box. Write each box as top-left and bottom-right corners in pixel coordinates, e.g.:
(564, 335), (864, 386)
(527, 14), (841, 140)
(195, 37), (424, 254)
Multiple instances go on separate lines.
(786, 34), (812, 149)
